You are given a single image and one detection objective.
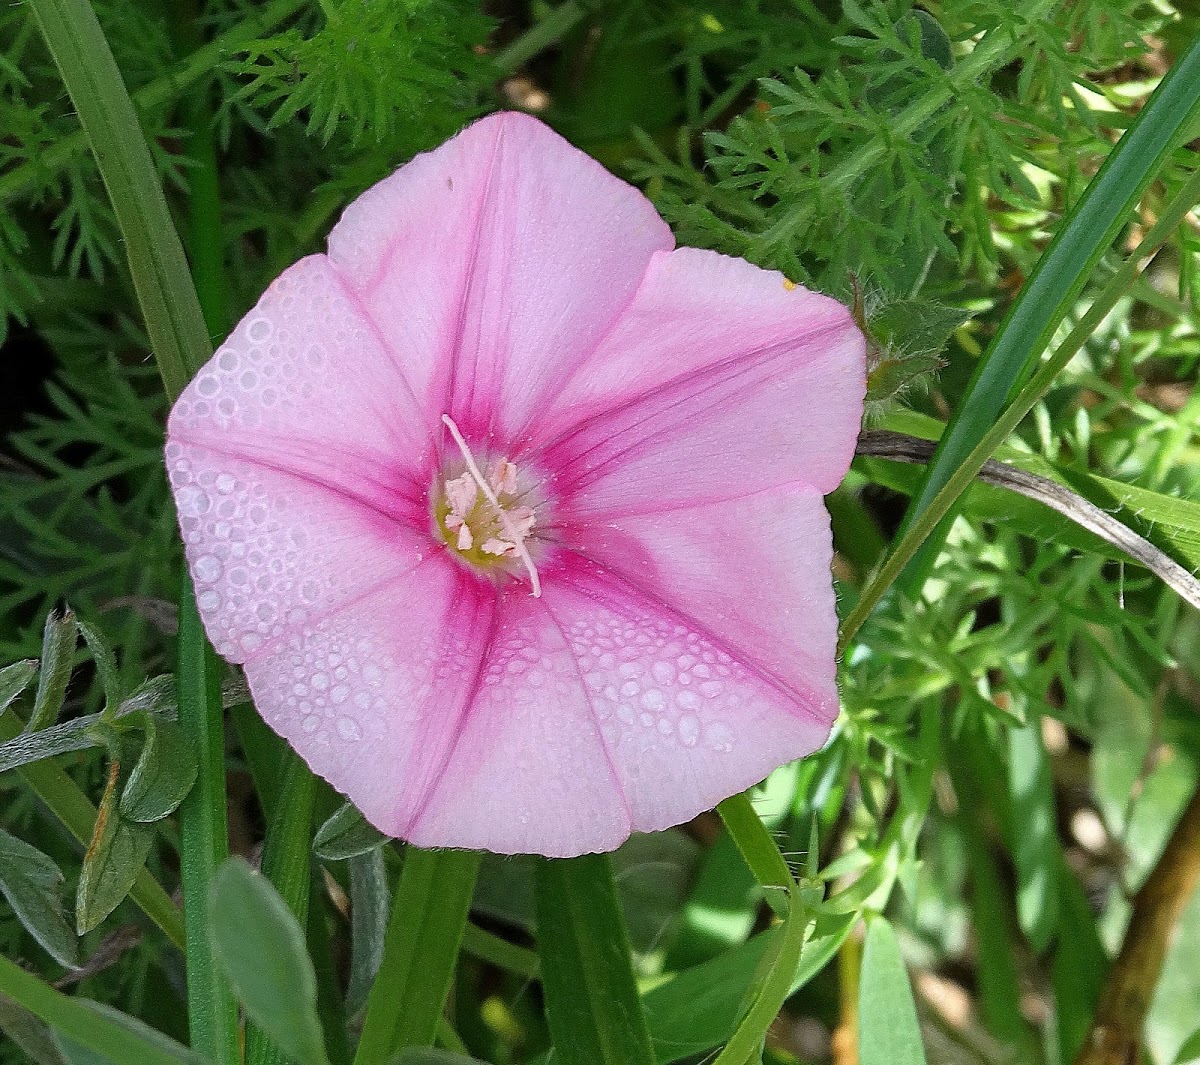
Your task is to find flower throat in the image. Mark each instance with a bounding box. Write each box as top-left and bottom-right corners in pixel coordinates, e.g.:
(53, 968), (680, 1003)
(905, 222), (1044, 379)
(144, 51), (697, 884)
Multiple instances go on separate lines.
(436, 414), (542, 597)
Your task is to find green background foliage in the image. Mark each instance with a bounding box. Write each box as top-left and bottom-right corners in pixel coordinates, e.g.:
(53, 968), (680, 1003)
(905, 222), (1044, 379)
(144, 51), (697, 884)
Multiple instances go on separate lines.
(1, 1), (1199, 1064)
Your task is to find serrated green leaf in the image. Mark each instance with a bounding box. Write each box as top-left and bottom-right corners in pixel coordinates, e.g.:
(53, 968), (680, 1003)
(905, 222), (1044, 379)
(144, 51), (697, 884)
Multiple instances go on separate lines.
(75, 762), (154, 935)
(869, 300), (972, 357)
(208, 858), (330, 1065)
(536, 853), (656, 1065)
(312, 801), (388, 860)
(858, 918), (927, 1065)
(120, 717), (197, 822)
(29, 610), (77, 732)
(0, 660), (38, 717)
(0, 830), (79, 969)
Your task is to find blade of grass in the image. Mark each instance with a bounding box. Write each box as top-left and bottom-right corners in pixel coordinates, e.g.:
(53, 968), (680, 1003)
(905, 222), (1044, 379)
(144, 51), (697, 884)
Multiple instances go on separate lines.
(0, 954), (201, 1064)
(176, 591), (240, 1063)
(353, 847), (482, 1065)
(839, 162), (1200, 654)
(892, 35), (1200, 593)
(246, 751), (319, 1065)
(534, 853), (656, 1065)
(26, 1), (241, 1058)
(0, 710), (184, 950)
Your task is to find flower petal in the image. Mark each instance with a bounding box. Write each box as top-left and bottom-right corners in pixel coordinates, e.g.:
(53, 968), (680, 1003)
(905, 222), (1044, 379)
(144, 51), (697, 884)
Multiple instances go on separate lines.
(532, 247), (866, 510)
(166, 442), (428, 663)
(411, 559), (828, 856)
(169, 255), (433, 499)
(561, 484), (839, 714)
(326, 111), (674, 439)
(240, 557), (498, 837)
(407, 589), (631, 857)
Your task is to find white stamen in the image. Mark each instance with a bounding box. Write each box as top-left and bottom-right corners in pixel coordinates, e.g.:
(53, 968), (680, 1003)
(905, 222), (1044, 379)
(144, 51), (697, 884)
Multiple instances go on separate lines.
(457, 523), (474, 551)
(441, 414), (542, 598)
(481, 538), (516, 556)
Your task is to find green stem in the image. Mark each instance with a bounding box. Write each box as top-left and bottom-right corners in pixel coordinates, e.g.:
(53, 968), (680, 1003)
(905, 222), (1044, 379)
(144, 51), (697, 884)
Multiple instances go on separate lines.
(838, 163), (1200, 654)
(353, 847), (482, 1065)
(246, 752), (318, 1065)
(718, 791), (792, 916)
(0, 710), (185, 950)
(177, 589), (240, 1064)
(493, 1), (587, 75)
(0, 0), (307, 207)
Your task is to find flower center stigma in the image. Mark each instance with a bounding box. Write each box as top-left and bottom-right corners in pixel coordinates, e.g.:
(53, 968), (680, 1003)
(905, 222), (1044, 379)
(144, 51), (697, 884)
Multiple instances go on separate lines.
(437, 414), (542, 597)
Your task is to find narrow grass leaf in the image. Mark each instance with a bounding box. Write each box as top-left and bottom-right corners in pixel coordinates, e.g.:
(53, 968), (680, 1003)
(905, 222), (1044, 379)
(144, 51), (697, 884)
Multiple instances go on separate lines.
(895, 35), (1200, 589)
(209, 858), (330, 1065)
(314, 801), (389, 861)
(29, 610), (76, 732)
(120, 718), (197, 823)
(858, 917), (927, 1065)
(354, 847), (481, 1065)
(0, 830), (79, 969)
(534, 853), (656, 1065)
(0, 956), (200, 1065)
(0, 993), (68, 1065)
(1008, 716), (1060, 953)
(717, 791), (792, 917)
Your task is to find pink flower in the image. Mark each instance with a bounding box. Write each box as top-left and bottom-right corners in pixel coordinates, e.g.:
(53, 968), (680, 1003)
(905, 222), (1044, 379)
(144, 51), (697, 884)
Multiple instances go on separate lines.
(165, 112), (865, 857)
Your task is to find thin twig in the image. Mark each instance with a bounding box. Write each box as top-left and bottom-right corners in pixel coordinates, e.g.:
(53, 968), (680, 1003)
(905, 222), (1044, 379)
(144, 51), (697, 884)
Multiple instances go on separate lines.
(856, 430), (1200, 612)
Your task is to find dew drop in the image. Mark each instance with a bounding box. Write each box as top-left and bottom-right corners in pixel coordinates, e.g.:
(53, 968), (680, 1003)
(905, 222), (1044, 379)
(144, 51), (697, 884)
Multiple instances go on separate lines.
(678, 713), (700, 747)
(194, 554), (222, 582)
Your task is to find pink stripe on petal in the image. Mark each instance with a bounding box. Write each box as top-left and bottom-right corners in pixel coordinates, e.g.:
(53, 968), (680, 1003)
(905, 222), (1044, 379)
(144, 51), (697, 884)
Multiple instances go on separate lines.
(408, 591), (631, 857)
(531, 247), (866, 505)
(562, 484), (839, 712)
(327, 112), (674, 439)
(169, 255), (432, 485)
(166, 441), (429, 664)
(242, 558), (498, 838)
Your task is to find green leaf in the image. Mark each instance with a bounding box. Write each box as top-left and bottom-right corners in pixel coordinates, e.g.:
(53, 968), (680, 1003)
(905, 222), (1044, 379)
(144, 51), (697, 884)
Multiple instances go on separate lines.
(713, 884), (807, 1065)
(858, 918), (927, 1065)
(313, 801), (389, 860)
(388, 1054), (484, 1065)
(120, 717), (197, 823)
(1008, 716), (1060, 954)
(75, 761), (154, 935)
(75, 621), (122, 719)
(643, 913), (854, 1064)
(0, 956), (201, 1065)
(0, 660), (38, 717)
(535, 853), (656, 1065)
(347, 851), (390, 1016)
(209, 858), (331, 1065)
(1174, 1029), (1200, 1065)
(894, 34), (1200, 589)
(0, 994), (68, 1065)
(354, 847), (481, 1065)
(52, 1003), (205, 1065)
(0, 830), (79, 969)
(29, 609), (77, 732)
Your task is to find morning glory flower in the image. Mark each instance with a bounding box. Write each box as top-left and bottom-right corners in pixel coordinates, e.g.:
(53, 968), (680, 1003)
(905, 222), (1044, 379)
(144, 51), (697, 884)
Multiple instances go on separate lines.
(165, 112), (865, 857)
